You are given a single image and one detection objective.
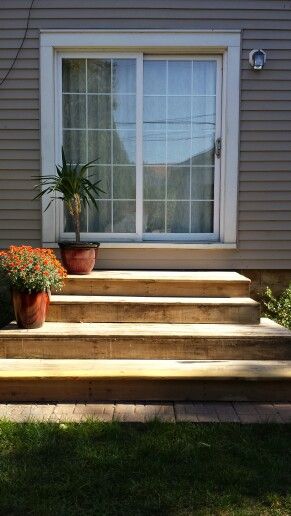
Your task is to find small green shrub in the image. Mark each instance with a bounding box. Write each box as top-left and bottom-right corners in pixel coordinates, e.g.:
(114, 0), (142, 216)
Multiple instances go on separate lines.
(262, 285), (291, 329)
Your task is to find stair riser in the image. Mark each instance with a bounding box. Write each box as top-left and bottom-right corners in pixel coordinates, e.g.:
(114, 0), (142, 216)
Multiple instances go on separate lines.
(47, 303), (260, 324)
(61, 280), (250, 298)
(1, 336), (291, 360)
(0, 379), (290, 402)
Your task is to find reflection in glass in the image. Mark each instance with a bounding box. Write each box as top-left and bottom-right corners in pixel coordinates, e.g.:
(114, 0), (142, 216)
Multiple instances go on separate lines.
(192, 96), (216, 133)
(63, 57), (137, 234)
(62, 57), (217, 236)
(62, 59), (86, 93)
(112, 59), (136, 94)
(89, 166), (111, 199)
(87, 59), (111, 93)
(63, 130), (86, 163)
(143, 201), (165, 233)
(143, 131), (166, 166)
(167, 167), (190, 200)
(167, 130), (191, 165)
(88, 131), (111, 163)
(88, 95), (111, 129)
(113, 166), (136, 199)
(143, 166), (166, 200)
(191, 167), (214, 200)
(143, 96), (166, 133)
(113, 201), (136, 232)
(88, 201), (111, 232)
(168, 61), (191, 95)
(193, 61), (216, 96)
(63, 94), (86, 128)
(191, 201), (213, 233)
(143, 60), (166, 95)
(113, 130), (136, 165)
(143, 58), (217, 234)
(191, 135), (215, 167)
(167, 96), (191, 132)
(167, 201), (190, 233)
(113, 95), (136, 130)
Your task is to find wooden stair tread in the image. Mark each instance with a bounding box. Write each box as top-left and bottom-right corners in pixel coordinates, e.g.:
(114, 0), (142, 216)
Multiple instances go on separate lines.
(1, 318), (290, 338)
(62, 270), (250, 297)
(65, 271), (250, 283)
(50, 295), (258, 306)
(0, 359), (290, 380)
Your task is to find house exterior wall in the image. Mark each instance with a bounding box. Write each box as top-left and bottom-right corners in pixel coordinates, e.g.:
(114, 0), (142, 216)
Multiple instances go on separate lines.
(0, 0), (291, 270)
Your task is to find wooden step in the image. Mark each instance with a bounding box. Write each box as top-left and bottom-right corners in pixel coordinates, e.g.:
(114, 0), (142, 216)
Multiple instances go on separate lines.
(47, 295), (260, 324)
(0, 358), (290, 402)
(1, 318), (291, 360)
(60, 271), (250, 297)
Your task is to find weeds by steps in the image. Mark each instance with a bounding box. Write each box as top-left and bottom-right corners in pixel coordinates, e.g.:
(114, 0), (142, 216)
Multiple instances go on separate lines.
(262, 285), (291, 330)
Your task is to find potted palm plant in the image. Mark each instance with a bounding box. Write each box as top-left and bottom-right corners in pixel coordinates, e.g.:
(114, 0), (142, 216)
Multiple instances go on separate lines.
(0, 246), (66, 329)
(34, 148), (104, 274)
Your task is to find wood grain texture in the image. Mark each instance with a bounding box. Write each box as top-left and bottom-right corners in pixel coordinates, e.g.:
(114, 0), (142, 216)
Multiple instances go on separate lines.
(0, 358), (290, 379)
(0, 379), (290, 402)
(1, 318), (290, 360)
(47, 295), (259, 324)
(60, 271), (251, 297)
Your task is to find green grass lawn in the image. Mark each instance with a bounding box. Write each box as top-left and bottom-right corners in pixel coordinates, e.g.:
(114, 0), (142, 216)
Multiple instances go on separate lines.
(0, 421), (290, 515)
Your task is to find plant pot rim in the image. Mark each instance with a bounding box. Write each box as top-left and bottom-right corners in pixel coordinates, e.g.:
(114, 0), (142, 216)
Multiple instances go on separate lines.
(58, 241), (100, 249)
(12, 288), (50, 293)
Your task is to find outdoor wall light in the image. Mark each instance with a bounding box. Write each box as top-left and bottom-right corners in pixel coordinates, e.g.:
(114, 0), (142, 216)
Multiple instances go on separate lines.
(249, 49), (267, 71)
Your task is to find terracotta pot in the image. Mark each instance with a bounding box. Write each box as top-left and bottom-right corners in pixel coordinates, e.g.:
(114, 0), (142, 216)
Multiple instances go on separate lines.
(59, 243), (99, 275)
(12, 290), (50, 329)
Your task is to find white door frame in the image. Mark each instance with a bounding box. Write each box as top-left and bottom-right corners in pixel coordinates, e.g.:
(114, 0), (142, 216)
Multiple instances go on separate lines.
(40, 30), (241, 247)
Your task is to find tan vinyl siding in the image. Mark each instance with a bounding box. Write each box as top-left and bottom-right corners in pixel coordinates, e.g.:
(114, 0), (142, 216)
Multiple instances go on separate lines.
(0, 0), (291, 269)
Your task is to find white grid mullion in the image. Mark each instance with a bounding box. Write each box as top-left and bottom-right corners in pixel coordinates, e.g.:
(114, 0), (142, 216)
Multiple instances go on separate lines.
(165, 60), (168, 234)
(189, 60), (193, 233)
(110, 59), (114, 233)
(136, 54), (143, 239)
(85, 59), (89, 232)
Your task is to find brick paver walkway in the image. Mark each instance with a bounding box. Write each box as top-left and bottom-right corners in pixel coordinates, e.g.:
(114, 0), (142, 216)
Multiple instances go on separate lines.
(0, 402), (290, 423)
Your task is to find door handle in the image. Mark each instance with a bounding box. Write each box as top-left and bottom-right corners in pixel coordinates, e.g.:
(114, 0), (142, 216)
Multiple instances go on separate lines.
(215, 137), (222, 159)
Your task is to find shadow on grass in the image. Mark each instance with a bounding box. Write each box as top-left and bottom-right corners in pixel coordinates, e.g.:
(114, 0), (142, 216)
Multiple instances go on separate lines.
(0, 420), (290, 515)
(0, 284), (13, 328)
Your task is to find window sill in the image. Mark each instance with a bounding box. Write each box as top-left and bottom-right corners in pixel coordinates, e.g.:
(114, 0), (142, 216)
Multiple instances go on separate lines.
(97, 242), (237, 250)
(45, 242), (237, 250)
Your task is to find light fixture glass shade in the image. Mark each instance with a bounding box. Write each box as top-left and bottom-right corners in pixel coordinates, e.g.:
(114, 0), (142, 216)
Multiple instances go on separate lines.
(249, 49), (266, 71)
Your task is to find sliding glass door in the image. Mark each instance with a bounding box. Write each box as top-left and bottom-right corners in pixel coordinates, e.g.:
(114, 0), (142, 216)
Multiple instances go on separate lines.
(60, 54), (221, 241)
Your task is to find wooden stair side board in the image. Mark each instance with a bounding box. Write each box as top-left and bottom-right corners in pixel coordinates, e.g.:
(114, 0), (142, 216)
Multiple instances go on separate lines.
(0, 379), (290, 402)
(0, 358), (290, 402)
(1, 334), (291, 360)
(63, 281), (250, 297)
(60, 272), (251, 298)
(62, 280), (250, 298)
(47, 297), (260, 325)
(1, 319), (291, 360)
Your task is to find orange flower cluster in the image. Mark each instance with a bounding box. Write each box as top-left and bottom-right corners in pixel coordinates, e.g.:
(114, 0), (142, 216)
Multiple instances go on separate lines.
(0, 245), (67, 293)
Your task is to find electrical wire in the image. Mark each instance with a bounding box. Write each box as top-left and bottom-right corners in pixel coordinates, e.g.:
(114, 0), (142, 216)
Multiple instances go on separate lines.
(0, 0), (35, 87)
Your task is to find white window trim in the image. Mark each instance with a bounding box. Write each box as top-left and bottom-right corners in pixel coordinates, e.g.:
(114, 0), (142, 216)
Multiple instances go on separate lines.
(40, 30), (240, 247)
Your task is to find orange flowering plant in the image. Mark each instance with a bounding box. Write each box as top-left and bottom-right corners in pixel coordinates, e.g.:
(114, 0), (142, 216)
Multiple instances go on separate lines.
(0, 246), (67, 293)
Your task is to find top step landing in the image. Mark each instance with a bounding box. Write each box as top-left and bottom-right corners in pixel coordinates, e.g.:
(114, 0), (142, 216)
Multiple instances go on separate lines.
(60, 271), (250, 297)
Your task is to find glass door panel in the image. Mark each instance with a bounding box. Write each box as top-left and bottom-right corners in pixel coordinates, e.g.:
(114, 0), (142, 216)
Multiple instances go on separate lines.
(143, 58), (218, 238)
(62, 57), (137, 235)
(61, 55), (220, 241)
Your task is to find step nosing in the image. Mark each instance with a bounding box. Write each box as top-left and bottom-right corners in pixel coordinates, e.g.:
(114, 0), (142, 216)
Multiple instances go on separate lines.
(64, 271), (250, 281)
(50, 296), (258, 305)
(0, 359), (290, 380)
(1, 319), (290, 338)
